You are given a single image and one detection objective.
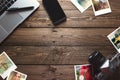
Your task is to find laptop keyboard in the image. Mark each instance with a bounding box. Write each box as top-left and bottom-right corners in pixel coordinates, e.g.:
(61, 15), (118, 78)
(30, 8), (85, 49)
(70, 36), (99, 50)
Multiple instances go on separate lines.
(0, 0), (17, 15)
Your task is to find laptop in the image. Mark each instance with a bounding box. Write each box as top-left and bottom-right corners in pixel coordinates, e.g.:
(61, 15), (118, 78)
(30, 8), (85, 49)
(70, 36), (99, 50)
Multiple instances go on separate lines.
(0, 0), (39, 43)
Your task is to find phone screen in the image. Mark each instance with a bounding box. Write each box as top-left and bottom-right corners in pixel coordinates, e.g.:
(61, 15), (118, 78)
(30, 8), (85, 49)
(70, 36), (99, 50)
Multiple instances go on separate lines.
(43, 0), (66, 25)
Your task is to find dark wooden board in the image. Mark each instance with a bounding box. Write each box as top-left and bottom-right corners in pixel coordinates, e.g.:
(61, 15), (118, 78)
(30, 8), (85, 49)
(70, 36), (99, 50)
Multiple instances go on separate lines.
(19, 0), (120, 28)
(0, 0), (120, 79)
(1, 28), (116, 46)
(0, 46), (116, 64)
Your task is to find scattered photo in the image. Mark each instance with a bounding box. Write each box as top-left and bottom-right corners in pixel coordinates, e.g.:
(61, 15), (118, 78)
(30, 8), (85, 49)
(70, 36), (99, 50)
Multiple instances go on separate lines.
(74, 64), (93, 80)
(91, 0), (111, 16)
(0, 52), (17, 79)
(7, 70), (27, 80)
(107, 27), (120, 53)
(71, 0), (92, 13)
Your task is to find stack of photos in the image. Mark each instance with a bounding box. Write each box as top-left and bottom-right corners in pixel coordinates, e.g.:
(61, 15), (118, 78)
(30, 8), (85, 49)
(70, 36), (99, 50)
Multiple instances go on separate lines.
(91, 0), (111, 16)
(107, 27), (120, 53)
(71, 0), (112, 16)
(71, 0), (92, 13)
(0, 52), (17, 79)
(0, 52), (27, 80)
(74, 64), (93, 80)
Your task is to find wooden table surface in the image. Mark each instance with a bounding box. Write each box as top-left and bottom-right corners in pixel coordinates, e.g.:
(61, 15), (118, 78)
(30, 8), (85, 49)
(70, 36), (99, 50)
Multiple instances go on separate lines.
(0, 0), (120, 80)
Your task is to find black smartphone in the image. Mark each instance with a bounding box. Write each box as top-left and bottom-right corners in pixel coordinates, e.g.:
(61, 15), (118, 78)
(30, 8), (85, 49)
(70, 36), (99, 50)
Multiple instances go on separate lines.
(43, 0), (66, 25)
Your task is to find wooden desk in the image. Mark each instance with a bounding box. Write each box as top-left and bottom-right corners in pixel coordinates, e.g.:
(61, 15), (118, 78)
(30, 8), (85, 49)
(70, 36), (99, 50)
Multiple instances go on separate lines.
(0, 0), (120, 80)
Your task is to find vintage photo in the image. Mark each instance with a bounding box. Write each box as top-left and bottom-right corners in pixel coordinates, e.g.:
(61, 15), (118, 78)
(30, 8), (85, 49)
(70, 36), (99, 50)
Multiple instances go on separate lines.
(0, 52), (17, 79)
(107, 27), (120, 53)
(91, 0), (111, 16)
(7, 70), (27, 80)
(74, 64), (93, 80)
(71, 0), (91, 13)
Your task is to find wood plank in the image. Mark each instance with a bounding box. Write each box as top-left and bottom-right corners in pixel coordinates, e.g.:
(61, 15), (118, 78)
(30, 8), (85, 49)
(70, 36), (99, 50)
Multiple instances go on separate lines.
(0, 46), (116, 64)
(38, 0), (77, 10)
(21, 12), (120, 28)
(17, 65), (75, 80)
(0, 65), (119, 80)
(1, 28), (116, 46)
(37, 0), (120, 10)
(0, 0), (119, 80)
(18, 0), (120, 28)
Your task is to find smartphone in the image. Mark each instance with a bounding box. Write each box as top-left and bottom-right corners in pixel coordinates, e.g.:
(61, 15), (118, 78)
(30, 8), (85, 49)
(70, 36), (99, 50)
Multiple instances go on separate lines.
(43, 0), (66, 25)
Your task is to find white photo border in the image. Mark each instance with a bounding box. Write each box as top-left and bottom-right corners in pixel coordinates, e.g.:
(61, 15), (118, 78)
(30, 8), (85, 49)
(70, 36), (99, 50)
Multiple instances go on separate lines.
(91, 0), (112, 16)
(107, 27), (120, 53)
(0, 52), (17, 79)
(71, 0), (91, 13)
(74, 64), (91, 80)
(7, 70), (27, 80)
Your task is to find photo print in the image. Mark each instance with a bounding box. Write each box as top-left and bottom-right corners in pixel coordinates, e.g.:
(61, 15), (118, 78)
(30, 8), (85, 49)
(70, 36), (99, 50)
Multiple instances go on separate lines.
(107, 27), (120, 53)
(91, 0), (111, 16)
(7, 70), (27, 80)
(74, 64), (93, 80)
(71, 0), (91, 13)
(0, 52), (17, 79)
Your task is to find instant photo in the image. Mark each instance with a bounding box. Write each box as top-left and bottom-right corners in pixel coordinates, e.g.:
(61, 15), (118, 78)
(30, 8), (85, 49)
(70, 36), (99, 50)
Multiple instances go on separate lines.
(7, 70), (27, 80)
(107, 27), (120, 53)
(91, 0), (111, 16)
(74, 64), (93, 80)
(0, 52), (17, 79)
(71, 0), (91, 13)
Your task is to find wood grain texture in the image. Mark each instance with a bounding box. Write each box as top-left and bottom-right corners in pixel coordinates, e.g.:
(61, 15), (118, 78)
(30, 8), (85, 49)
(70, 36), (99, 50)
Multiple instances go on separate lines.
(17, 65), (75, 80)
(19, 0), (120, 28)
(17, 65), (120, 80)
(0, 46), (116, 64)
(1, 28), (116, 46)
(0, 65), (120, 80)
(0, 0), (120, 79)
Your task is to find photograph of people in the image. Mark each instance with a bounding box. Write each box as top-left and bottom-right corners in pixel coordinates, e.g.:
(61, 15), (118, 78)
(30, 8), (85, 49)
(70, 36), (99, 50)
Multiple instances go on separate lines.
(92, 0), (109, 11)
(7, 71), (27, 80)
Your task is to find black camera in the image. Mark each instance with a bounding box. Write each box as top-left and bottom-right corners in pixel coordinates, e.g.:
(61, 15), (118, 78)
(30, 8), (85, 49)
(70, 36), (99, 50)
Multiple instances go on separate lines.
(88, 51), (120, 80)
(88, 51), (106, 75)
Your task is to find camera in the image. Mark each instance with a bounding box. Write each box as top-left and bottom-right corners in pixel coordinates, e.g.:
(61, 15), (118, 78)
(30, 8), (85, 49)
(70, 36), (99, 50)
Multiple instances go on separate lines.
(88, 51), (106, 75)
(88, 51), (120, 80)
